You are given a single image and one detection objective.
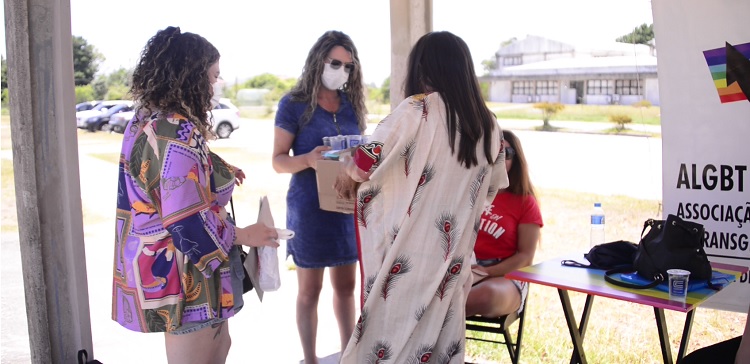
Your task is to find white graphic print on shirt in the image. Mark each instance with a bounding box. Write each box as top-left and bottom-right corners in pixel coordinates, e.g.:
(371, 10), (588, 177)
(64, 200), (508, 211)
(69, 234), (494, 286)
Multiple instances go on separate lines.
(480, 203), (506, 239)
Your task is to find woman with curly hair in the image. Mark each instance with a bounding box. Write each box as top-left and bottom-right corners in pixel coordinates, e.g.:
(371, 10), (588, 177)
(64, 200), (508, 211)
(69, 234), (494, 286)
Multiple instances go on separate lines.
(272, 30), (367, 363)
(112, 26), (278, 363)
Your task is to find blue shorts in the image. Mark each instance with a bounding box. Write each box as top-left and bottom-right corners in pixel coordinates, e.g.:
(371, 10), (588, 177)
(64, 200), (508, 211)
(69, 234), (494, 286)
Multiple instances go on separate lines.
(169, 245), (245, 335)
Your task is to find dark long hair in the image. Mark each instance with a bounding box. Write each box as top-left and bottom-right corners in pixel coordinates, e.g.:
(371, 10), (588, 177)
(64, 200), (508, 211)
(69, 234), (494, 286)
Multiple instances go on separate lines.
(503, 130), (536, 197)
(288, 30), (368, 132)
(130, 26), (220, 137)
(404, 31), (496, 168)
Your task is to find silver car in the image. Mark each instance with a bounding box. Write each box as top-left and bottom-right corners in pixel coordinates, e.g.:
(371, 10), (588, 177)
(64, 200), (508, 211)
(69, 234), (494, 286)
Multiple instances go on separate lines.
(76, 100), (133, 129)
(108, 98), (241, 138)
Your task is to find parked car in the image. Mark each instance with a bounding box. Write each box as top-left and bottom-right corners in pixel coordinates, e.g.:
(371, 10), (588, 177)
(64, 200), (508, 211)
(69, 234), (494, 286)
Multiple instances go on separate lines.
(75, 100), (101, 112)
(107, 110), (136, 133)
(109, 98), (241, 138)
(211, 98), (241, 138)
(76, 100), (133, 129)
(82, 102), (134, 132)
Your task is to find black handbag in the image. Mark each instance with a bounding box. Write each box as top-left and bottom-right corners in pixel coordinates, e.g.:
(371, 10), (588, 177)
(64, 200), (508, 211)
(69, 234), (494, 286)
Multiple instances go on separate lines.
(562, 240), (638, 270)
(604, 214), (714, 289)
(230, 198), (254, 294)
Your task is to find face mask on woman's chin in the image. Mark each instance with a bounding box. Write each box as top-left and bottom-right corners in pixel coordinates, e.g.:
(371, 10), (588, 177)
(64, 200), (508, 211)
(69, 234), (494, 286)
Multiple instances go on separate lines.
(321, 63), (349, 90)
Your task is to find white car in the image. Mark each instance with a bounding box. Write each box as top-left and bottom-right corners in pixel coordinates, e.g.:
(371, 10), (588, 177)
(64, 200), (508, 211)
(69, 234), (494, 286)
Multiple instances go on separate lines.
(76, 100), (133, 128)
(108, 98), (241, 138)
(210, 98), (241, 139)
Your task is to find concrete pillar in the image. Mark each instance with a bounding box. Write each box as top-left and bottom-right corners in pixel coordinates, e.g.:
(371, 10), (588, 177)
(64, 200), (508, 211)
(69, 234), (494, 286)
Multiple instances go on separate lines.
(4, 0), (94, 363)
(389, 0), (432, 109)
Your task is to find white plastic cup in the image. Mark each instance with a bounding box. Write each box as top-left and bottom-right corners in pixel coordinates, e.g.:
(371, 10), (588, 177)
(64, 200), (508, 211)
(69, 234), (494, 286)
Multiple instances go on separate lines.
(330, 135), (347, 150)
(347, 135), (362, 148)
(667, 269), (690, 302)
(322, 136), (332, 147)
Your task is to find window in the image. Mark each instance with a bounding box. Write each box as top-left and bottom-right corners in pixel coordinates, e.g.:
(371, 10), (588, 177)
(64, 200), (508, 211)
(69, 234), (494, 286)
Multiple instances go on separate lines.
(615, 79), (642, 95)
(503, 56), (522, 66)
(586, 80), (614, 95)
(512, 81), (534, 95)
(535, 81), (558, 95)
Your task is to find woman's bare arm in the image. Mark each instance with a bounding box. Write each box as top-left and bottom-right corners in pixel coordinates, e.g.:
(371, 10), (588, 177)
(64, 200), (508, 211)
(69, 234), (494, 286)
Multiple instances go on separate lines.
(271, 127), (330, 174)
(478, 223), (540, 277)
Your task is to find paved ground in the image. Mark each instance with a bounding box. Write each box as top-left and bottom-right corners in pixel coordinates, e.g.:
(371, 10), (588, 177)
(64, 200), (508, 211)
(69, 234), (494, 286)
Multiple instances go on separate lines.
(0, 118), (663, 363)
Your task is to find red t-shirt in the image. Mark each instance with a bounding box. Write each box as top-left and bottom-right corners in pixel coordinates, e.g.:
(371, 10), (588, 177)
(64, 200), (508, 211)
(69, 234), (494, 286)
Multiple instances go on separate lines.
(474, 192), (544, 260)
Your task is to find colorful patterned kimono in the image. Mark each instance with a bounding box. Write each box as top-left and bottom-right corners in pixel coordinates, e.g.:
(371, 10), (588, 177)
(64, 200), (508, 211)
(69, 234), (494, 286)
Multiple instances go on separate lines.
(340, 93), (508, 363)
(112, 112), (240, 333)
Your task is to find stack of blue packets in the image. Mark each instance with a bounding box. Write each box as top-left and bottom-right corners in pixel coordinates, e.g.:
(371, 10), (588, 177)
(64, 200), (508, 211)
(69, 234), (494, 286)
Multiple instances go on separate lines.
(323, 150), (342, 160)
(619, 270), (736, 292)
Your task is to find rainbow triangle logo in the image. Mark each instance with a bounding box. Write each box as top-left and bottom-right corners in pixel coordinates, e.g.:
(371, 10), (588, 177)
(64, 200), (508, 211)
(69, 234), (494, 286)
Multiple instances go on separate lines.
(703, 42), (750, 103)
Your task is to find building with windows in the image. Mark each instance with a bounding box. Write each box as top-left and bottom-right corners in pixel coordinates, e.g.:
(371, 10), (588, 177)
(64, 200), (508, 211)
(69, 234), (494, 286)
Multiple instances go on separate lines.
(482, 35), (659, 106)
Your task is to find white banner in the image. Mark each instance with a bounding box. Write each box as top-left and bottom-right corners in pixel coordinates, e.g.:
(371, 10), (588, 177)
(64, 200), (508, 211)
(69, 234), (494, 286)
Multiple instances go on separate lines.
(652, 0), (750, 312)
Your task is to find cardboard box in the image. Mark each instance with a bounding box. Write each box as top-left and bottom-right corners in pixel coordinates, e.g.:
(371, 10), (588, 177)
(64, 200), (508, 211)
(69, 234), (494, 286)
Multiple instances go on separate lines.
(315, 159), (355, 214)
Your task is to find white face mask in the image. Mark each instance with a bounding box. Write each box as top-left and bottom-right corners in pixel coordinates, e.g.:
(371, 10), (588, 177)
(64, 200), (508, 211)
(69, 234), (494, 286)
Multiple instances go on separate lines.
(321, 63), (349, 90)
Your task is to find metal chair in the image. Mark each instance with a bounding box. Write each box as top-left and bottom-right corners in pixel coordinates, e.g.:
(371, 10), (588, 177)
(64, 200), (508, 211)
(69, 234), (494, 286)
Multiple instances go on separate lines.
(465, 293), (528, 364)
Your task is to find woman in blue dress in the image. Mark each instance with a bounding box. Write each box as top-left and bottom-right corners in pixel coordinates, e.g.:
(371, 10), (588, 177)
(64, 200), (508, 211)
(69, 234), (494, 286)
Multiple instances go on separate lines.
(272, 30), (367, 364)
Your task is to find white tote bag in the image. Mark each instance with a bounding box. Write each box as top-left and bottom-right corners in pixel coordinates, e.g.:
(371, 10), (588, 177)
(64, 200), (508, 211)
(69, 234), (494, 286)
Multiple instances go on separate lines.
(256, 196), (294, 292)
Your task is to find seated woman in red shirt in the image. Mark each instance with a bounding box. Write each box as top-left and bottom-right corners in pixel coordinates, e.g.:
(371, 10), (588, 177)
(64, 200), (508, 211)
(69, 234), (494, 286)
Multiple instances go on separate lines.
(466, 129), (543, 317)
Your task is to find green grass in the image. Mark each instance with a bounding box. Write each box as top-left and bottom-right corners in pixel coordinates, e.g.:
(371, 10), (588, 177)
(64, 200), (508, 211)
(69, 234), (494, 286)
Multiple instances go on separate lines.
(3, 112), (744, 364)
(238, 106), (275, 119)
(211, 100), (663, 127)
(465, 188), (745, 363)
(1, 114), (16, 231)
(493, 103), (661, 125)
(1, 158), (18, 232)
(366, 101), (662, 125)
(88, 153), (119, 164)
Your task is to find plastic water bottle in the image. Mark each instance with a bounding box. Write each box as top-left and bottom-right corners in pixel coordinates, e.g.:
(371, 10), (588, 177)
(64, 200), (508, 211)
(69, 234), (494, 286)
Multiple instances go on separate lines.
(590, 203), (605, 248)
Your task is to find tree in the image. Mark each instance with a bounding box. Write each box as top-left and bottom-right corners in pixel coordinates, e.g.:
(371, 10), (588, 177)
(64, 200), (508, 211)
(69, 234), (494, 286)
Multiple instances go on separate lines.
(481, 37), (516, 74)
(91, 76), (108, 100)
(609, 114), (632, 132)
(501, 37), (517, 47)
(379, 77), (390, 104)
(243, 73), (281, 89)
(481, 59), (496, 75)
(1, 55), (7, 89)
(107, 67), (132, 88)
(616, 23), (654, 45)
(74, 85), (95, 103)
(533, 102), (564, 130)
(72, 35), (103, 86)
(266, 77), (296, 104)
(1, 55), (7, 105)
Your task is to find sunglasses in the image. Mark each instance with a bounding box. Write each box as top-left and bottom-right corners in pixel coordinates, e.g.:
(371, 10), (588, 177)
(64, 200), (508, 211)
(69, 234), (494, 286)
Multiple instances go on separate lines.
(327, 58), (356, 73)
(504, 146), (516, 160)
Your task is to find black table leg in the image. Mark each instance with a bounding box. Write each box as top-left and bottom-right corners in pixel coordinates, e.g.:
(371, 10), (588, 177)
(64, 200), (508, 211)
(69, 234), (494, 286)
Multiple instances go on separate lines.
(654, 307), (674, 364)
(559, 289), (590, 364)
(579, 295), (595, 340)
(676, 309), (696, 363)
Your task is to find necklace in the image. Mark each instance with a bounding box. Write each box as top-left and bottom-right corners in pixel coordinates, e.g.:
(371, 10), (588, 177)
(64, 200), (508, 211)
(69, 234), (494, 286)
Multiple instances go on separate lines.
(332, 112), (341, 135)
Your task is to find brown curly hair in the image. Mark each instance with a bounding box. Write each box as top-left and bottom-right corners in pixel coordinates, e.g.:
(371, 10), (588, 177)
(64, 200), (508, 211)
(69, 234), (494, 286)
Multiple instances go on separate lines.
(288, 30), (368, 132)
(130, 26), (220, 137)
